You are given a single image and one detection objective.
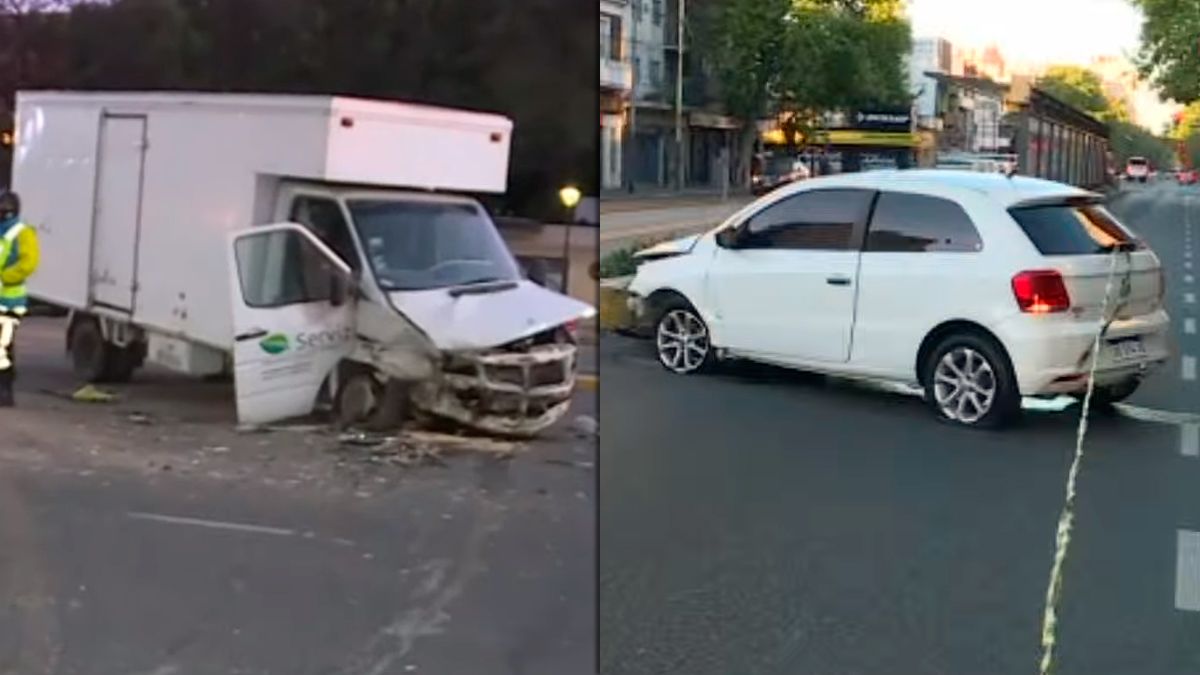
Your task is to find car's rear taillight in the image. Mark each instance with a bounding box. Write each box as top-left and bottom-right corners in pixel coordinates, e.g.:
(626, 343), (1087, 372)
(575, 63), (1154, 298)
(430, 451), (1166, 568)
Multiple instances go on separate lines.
(1012, 270), (1071, 313)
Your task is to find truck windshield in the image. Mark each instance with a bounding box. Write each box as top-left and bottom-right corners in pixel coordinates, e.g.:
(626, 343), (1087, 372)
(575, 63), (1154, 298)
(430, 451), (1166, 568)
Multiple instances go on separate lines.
(347, 199), (521, 291)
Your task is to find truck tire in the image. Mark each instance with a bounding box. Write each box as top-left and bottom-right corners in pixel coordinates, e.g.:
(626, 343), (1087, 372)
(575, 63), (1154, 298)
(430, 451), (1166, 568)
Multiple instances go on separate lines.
(102, 344), (142, 383)
(69, 317), (111, 383)
(334, 368), (409, 432)
(68, 317), (142, 383)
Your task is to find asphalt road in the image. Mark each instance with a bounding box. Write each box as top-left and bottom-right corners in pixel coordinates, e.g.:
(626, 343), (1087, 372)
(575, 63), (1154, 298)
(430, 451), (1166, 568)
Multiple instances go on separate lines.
(0, 319), (597, 675)
(598, 179), (1200, 675)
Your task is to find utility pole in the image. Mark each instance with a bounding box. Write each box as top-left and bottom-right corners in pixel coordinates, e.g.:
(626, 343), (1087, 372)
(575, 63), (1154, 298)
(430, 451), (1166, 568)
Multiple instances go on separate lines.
(674, 0), (685, 191)
(627, 0), (639, 193)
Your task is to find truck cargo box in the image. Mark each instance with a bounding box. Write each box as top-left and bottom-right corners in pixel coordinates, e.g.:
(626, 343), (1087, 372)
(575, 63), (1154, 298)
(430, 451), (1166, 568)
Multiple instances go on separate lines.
(14, 91), (513, 349)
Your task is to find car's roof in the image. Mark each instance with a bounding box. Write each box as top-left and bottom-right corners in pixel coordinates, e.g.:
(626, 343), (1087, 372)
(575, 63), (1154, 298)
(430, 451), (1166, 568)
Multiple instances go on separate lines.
(781, 169), (1092, 208)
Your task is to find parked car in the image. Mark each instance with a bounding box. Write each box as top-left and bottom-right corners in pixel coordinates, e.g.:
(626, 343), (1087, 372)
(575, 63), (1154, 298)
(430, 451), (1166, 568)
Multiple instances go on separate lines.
(626, 169), (1169, 429)
(751, 154), (811, 195)
(1179, 169), (1197, 185)
(1126, 156), (1150, 183)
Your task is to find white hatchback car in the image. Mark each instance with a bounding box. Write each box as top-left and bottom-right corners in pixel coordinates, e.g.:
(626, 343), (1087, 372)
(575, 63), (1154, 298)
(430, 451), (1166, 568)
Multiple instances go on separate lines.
(627, 170), (1170, 428)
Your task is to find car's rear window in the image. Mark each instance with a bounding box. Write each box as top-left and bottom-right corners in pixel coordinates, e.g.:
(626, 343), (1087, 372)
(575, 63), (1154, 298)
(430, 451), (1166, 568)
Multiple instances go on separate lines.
(1128, 158), (1148, 166)
(1008, 202), (1143, 255)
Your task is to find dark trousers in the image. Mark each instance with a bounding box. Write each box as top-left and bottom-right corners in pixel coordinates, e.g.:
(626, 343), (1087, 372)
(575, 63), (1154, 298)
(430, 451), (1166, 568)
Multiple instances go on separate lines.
(0, 325), (16, 396)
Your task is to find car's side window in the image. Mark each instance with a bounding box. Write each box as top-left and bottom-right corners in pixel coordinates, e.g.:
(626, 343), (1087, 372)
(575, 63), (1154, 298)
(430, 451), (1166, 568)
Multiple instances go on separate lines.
(741, 189), (874, 251)
(866, 192), (983, 253)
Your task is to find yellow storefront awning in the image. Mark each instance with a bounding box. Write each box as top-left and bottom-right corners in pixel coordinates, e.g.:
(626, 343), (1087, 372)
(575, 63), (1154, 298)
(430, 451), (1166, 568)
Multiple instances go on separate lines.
(761, 129), (920, 148)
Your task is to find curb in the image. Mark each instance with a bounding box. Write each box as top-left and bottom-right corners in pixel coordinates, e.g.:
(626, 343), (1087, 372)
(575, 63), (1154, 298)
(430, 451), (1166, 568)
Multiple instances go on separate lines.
(599, 277), (636, 332)
(576, 374), (598, 391)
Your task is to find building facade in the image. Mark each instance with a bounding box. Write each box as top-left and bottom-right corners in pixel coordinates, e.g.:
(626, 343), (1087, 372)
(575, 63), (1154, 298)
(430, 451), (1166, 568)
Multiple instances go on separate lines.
(909, 37), (953, 127)
(600, 0), (633, 189)
(609, 0), (744, 193)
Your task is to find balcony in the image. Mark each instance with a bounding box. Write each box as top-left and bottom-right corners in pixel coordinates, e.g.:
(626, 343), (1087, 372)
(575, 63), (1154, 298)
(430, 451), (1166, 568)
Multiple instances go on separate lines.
(601, 58), (633, 92)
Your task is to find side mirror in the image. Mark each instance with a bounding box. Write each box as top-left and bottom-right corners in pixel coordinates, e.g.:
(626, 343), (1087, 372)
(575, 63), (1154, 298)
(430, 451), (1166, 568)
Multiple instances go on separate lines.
(329, 270), (354, 307)
(715, 227), (740, 249)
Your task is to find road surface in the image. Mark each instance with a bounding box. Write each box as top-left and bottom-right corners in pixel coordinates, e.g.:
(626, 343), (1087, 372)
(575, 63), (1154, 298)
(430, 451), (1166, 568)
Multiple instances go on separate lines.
(0, 319), (597, 675)
(599, 180), (1200, 675)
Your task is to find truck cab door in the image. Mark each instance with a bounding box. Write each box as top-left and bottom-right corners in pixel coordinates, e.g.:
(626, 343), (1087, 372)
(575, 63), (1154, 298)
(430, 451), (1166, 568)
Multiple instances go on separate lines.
(228, 223), (357, 425)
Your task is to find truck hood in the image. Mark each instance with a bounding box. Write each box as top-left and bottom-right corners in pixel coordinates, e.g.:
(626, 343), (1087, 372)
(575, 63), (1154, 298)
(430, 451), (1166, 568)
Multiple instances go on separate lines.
(634, 234), (702, 261)
(388, 280), (595, 351)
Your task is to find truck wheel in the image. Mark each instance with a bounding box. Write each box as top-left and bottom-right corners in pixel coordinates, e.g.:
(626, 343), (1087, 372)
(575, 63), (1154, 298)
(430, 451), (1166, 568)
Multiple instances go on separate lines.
(69, 318), (112, 383)
(335, 369), (409, 432)
(69, 317), (143, 383)
(102, 345), (140, 383)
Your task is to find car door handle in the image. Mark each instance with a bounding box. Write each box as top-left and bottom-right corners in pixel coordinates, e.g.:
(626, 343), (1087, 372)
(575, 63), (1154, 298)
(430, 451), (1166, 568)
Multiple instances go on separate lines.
(826, 275), (852, 287)
(235, 328), (268, 342)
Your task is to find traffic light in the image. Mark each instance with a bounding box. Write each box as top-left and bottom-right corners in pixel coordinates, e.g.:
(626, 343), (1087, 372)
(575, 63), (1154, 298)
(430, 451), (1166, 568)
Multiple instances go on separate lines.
(0, 131), (13, 148)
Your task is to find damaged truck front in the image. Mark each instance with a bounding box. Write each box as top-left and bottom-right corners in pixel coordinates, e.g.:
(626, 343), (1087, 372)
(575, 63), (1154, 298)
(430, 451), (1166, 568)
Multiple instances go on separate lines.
(231, 188), (593, 440)
(321, 193), (593, 437)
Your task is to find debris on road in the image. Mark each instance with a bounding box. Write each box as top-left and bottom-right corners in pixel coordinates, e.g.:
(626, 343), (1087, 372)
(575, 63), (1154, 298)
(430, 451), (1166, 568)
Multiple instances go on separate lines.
(570, 414), (598, 438)
(71, 385), (117, 403)
(333, 428), (523, 469)
(543, 458), (595, 470)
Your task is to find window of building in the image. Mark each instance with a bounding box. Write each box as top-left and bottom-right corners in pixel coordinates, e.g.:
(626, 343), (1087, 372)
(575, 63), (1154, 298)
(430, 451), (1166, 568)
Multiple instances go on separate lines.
(866, 192), (983, 252)
(652, 0), (663, 25)
(600, 14), (621, 61)
(649, 58), (662, 88)
(740, 189), (875, 251)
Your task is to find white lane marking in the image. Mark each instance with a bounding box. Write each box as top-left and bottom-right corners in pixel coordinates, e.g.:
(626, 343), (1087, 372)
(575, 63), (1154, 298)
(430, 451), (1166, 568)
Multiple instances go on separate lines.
(126, 511), (296, 537)
(1188, 261), (1195, 270)
(1185, 355), (1197, 381)
(1177, 530), (1200, 611)
(1113, 403), (1200, 425)
(1186, 318), (1197, 334)
(1183, 424), (1199, 457)
(1187, 292), (1197, 304)
(1187, 275), (1196, 284)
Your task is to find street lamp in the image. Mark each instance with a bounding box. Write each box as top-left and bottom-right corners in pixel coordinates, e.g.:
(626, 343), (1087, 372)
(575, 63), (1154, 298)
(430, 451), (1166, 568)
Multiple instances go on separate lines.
(559, 185), (582, 211)
(558, 185), (582, 295)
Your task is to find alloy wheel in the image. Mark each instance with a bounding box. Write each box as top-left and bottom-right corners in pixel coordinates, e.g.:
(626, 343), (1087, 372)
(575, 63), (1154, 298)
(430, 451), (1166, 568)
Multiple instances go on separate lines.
(932, 346), (997, 424)
(656, 308), (710, 373)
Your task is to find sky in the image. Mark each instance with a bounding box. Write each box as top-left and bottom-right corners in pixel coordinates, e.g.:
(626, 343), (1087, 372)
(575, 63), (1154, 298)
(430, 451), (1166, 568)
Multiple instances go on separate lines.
(909, 0), (1143, 66)
(907, 0), (1179, 130)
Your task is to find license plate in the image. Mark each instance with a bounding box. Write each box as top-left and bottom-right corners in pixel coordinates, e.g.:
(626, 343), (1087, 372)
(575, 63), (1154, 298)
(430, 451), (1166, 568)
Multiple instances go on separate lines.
(1110, 338), (1146, 361)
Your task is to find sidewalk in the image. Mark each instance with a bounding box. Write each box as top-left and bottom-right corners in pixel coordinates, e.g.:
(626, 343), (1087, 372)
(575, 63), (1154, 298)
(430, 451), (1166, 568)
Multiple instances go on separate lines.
(600, 187), (751, 214)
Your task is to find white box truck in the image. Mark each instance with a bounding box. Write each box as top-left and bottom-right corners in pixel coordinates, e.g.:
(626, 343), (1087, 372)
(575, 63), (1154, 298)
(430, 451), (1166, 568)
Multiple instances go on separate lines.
(14, 91), (594, 436)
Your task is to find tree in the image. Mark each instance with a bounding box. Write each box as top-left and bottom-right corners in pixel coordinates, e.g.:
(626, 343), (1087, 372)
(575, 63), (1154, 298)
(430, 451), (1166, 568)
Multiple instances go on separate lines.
(0, 0), (596, 218)
(1033, 62), (1171, 169)
(1131, 0), (1200, 103)
(1036, 66), (1113, 119)
(693, 0), (793, 185)
(1109, 120), (1173, 168)
(696, 0), (911, 186)
(1168, 101), (1200, 167)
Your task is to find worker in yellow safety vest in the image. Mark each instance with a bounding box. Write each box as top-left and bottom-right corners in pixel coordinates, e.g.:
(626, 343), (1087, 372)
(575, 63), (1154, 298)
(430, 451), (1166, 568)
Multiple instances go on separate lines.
(0, 191), (39, 407)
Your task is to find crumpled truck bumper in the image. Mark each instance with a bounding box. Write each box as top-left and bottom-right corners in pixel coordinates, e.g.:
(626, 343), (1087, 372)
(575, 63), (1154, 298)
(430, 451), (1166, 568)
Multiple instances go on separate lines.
(413, 342), (578, 437)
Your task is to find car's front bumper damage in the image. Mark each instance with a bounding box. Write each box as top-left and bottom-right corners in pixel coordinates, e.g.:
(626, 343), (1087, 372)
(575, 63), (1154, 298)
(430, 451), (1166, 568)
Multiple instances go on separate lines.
(412, 341), (578, 437)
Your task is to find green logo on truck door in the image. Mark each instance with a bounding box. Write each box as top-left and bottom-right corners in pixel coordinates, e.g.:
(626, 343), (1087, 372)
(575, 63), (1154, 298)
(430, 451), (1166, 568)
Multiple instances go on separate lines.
(259, 333), (290, 355)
